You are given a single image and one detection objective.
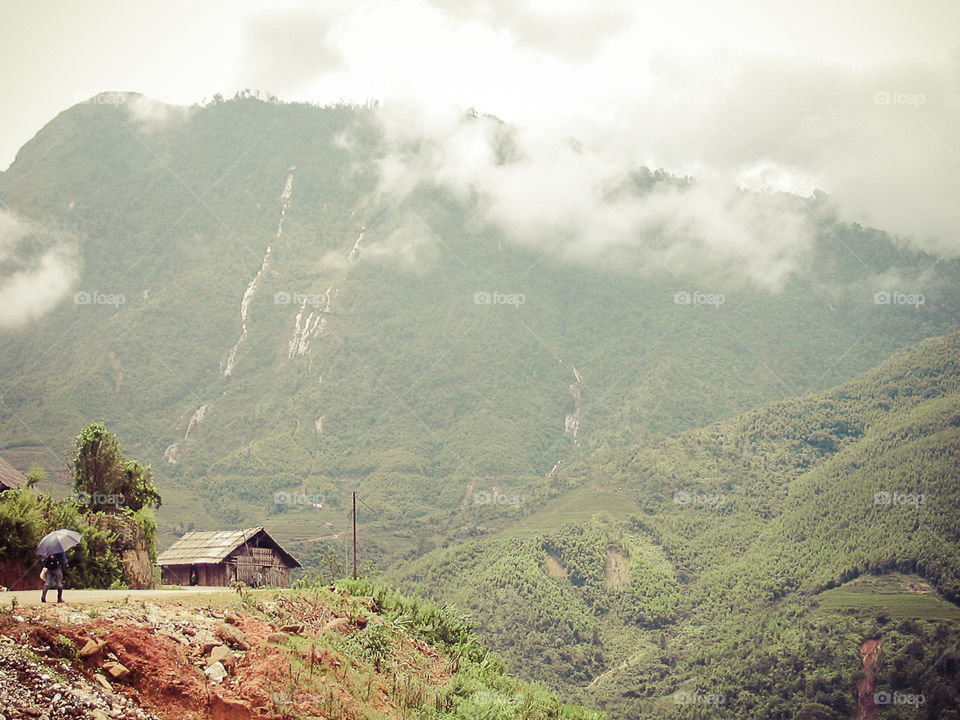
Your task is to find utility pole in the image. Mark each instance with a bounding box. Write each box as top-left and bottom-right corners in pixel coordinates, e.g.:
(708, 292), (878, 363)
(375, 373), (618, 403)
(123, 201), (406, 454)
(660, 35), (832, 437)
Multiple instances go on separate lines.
(352, 491), (358, 580)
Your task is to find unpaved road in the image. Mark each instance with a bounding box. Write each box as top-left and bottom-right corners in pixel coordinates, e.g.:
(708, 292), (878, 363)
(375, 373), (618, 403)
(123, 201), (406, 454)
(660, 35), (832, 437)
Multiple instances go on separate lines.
(0, 586), (227, 607)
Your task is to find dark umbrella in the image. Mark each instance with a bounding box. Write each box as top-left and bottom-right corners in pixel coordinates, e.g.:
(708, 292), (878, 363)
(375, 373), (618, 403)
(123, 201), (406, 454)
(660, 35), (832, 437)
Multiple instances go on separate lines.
(36, 529), (82, 557)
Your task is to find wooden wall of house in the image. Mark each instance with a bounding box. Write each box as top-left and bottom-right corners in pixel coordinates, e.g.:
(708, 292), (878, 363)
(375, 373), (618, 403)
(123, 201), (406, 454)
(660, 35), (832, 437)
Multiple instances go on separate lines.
(161, 563), (230, 587)
(227, 543), (293, 587)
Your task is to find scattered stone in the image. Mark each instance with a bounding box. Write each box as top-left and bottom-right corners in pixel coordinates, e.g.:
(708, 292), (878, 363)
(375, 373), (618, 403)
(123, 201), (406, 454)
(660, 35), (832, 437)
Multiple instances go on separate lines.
(215, 623), (249, 651)
(201, 641), (220, 656)
(321, 617), (352, 634)
(204, 660), (227, 685)
(266, 632), (288, 644)
(93, 673), (113, 692)
(80, 639), (107, 663)
(207, 645), (236, 673)
(103, 661), (131, 681)
(279, 623), (304, 635)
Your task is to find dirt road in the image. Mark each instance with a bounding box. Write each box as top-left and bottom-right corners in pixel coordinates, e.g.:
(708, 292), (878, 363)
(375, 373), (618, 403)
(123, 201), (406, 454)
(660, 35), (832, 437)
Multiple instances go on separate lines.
(0, 586), (227, 608)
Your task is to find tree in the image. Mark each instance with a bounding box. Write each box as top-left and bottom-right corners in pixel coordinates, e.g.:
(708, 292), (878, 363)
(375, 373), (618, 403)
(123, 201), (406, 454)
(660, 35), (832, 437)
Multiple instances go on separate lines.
(25, 465), (46, 489)
(73, 423), (161, 512)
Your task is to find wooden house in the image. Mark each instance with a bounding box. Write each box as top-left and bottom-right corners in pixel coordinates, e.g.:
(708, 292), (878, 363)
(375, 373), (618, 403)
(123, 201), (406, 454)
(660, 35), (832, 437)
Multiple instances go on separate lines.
(0, 456), (25, 493)
(156, 527), (301, 587)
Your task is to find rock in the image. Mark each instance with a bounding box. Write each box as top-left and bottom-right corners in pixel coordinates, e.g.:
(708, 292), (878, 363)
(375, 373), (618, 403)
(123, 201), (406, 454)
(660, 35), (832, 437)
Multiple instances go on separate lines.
(207, 646), (236, 673)
(200, 641), (219, 656)
(208, 695), (251, 720)
(93, 674), (113, 693)
(320, 617), (352, 634)
(215, 623), (249, 651)
(80, 639), (107, 663)
(266, 632), (288, 644)
(204, 661), (227, 685)
(279, 623), (304, 635)
(103, 662), (131, 681)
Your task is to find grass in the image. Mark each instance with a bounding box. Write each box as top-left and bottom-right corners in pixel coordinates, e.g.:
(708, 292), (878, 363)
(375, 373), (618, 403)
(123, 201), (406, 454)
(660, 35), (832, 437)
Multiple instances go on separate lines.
(814, 573), (960, 621)
(506, 485), (638, 536)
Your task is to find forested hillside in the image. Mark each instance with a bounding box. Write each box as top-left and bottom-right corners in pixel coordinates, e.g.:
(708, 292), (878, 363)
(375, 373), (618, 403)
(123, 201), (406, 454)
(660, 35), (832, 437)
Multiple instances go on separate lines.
(1, 95), (958, 561)
(390, 331), (960, 719)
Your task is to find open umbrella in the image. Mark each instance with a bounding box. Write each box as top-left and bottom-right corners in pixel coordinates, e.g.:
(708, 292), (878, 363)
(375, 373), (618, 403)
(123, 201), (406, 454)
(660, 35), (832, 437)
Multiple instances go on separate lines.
(36, 529), (82, 557)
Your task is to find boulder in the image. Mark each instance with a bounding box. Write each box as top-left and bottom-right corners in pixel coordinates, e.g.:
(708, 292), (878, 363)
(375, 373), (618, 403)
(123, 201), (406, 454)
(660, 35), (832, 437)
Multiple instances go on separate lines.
(79, 639), (106, 664)
(204, 661), (228, 685)
(266, 632), (288, 644)
(92, 673), (113, 693)
(215, 623), (250, 651)
(320, 617), (352, 634)
(102, 661), (130, 681)
(207, 645), (236, 673)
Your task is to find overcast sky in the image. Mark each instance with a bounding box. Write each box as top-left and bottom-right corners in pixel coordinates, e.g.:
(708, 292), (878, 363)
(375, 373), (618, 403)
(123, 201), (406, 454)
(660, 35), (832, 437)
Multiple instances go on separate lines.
(1, 0), (958, 258)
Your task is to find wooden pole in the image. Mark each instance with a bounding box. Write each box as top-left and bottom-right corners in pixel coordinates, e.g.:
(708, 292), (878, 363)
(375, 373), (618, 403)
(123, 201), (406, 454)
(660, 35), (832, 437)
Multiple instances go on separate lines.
(352, 491), (358, 580)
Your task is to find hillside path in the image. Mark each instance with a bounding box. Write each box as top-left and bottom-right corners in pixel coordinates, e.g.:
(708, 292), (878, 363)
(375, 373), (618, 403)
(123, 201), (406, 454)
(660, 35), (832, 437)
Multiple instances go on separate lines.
(0, 586), (225, 608)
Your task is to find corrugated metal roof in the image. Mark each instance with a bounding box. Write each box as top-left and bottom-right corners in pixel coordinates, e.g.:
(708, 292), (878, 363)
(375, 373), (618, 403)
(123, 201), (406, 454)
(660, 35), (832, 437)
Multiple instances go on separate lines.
(0, 456), (25, 490)
(156, 526), (301, 568)
(156, 527), (264, 565)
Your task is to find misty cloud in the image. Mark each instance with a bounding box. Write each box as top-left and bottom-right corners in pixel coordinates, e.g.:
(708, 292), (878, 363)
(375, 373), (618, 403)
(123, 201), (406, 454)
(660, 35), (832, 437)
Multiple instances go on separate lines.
(430, 0), (633, 61)
(369, 104), (816, 289)
(0, 210), (81, 330)
(124, 94), (194, 130)
(604, 52), (960, 256)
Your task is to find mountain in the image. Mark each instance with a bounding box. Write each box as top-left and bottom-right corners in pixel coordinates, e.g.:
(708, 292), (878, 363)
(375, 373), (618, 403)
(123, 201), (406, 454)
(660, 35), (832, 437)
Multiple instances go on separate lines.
(389, 330), (960, 719)
(1, 92), (959, 719)
(1, 92), (957, 557)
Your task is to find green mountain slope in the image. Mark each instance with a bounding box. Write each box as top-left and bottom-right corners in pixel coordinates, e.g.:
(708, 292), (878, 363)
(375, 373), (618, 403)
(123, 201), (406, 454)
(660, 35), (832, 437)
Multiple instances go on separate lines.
(1, 94), (957, 565)
(389, 331), (960, 719)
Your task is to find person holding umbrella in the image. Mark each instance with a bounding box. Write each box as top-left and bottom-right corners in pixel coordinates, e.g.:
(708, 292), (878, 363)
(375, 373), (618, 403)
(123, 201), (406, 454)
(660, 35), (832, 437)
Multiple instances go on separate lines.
(37, 529), (81, 604)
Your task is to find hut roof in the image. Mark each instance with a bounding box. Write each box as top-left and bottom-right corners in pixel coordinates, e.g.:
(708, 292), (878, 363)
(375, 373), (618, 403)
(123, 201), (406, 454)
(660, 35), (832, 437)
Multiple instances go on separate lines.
(0, 456), (25, 491)
(156, 527), (301, 568)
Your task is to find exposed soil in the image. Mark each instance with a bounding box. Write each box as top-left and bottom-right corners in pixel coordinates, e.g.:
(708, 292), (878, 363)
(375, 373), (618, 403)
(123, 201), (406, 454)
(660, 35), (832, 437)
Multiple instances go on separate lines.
(0, 589), (453, 719)
(857, 638), (882, 720)
(603, 549), (629, 589)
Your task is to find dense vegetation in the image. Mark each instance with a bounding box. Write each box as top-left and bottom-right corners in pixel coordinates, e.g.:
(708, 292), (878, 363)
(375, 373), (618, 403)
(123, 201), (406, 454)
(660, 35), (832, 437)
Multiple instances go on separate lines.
(389, 331), (960, 719)
(1, 94), (958, 550)
(1, 94), (958, 718)
(0, 424), (159, 588)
